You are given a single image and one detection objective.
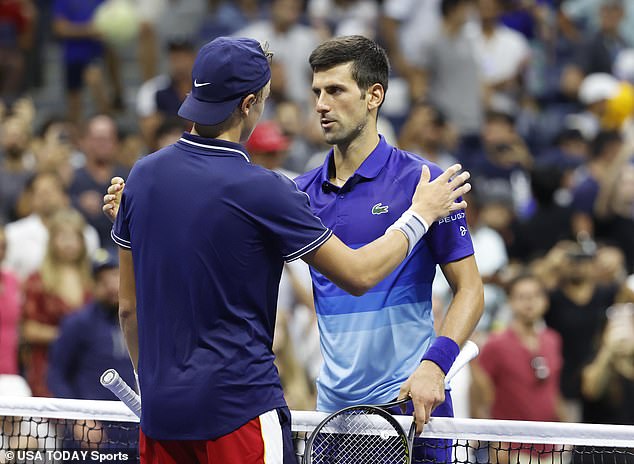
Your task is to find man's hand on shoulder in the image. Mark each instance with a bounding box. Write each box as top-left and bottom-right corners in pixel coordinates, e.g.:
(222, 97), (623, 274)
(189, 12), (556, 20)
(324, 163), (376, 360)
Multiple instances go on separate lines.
(103, 177), (125, 223)
(411, 164), (470, 226)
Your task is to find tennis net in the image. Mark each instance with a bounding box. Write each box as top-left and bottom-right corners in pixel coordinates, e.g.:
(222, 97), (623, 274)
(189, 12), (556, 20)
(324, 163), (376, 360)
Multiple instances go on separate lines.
(1, 396), (634, 463)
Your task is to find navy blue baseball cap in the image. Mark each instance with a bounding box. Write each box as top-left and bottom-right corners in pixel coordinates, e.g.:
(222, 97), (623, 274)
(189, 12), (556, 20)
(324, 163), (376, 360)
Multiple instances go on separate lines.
(178, 37), (272, 126)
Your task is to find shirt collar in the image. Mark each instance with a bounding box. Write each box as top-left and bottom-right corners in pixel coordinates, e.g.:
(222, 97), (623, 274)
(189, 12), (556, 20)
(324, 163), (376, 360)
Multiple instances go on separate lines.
(177, 132), (251, 163)
(321, 135), (391, 183)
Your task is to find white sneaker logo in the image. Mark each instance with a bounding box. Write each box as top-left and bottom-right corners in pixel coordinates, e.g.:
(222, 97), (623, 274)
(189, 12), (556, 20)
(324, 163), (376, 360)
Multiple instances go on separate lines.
(194, 79), (212, 88)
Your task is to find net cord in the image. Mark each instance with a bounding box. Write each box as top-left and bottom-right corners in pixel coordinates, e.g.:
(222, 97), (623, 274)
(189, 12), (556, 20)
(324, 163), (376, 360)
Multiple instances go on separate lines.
(1, 396), (634, 448)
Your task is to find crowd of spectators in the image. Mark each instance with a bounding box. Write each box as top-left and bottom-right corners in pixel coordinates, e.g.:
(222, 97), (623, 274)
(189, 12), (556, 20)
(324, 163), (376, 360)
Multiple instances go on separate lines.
(0, 0), (633, 441)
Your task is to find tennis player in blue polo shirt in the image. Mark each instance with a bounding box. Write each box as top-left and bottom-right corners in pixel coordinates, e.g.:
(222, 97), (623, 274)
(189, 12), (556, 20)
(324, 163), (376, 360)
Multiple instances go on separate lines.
(295, 36), (485, 461)
(109, 37), (471, 463)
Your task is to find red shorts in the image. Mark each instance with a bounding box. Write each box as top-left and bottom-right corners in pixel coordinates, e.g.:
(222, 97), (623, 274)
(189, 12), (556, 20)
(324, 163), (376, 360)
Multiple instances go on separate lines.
(139, 408), (296, 464)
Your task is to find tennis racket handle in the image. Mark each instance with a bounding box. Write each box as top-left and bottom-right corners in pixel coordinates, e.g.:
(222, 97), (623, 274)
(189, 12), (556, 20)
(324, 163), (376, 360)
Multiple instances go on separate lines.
(100, 369), (142, 418)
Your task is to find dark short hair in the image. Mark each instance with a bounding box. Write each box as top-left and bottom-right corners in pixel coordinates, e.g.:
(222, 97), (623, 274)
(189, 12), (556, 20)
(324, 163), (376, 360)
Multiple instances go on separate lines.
(505, 272), (545, 297)
(309, 35), (390, 99)
(441, 0), (472, 17)
(591, 130), (622, 159)
(167, 39), (195, 53)
(485, 110), (515, 126)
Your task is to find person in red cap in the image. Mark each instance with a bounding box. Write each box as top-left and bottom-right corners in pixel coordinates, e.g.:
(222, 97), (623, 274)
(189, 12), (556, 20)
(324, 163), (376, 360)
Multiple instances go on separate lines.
(245, 120), (294, 176)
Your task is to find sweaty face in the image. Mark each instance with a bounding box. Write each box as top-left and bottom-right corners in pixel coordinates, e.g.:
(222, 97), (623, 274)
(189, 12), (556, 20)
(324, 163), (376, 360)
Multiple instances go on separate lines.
(312, 63), (371, 147)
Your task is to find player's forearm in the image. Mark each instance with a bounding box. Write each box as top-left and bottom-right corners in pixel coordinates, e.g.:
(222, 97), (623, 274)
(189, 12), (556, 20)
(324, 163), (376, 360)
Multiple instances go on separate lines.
(119, 303), (139, 371)
(437, 261), (484, 346)
(118, 249), (138, 370)
(306, 230), (409, 296)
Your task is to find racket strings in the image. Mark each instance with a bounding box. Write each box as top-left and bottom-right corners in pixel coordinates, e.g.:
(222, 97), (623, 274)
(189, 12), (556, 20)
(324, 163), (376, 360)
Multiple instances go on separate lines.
(309, 409), (409, 463)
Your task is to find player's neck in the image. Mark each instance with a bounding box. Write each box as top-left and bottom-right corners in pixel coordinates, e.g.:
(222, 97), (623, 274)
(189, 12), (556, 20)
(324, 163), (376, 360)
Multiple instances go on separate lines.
(190, 124), (242, 144)
(332, 132), (380, 181)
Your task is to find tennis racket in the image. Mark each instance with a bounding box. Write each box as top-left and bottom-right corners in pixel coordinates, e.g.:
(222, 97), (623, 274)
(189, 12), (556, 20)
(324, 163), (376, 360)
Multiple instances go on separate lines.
(303, 340), (479, 464)
(100, 369), (141, 418)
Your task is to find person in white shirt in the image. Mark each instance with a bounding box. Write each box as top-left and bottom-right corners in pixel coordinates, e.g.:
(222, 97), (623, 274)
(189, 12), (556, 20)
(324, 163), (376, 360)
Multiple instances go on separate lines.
(4, 171), (99, 281)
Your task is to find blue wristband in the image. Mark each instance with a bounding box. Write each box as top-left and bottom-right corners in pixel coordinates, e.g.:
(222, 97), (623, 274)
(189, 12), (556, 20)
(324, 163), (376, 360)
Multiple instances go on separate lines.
(421, 336), (460, 375)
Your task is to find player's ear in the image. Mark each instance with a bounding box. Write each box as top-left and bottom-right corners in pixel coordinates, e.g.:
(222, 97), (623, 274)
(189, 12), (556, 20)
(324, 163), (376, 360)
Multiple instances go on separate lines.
(240, 94), (257, 116)
(367, 83), (384, 112)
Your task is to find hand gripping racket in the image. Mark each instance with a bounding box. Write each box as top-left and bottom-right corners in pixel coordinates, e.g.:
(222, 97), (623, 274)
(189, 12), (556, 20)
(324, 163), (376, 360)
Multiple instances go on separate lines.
(303, 340), (479, 464)
(100, 369), (142, 418)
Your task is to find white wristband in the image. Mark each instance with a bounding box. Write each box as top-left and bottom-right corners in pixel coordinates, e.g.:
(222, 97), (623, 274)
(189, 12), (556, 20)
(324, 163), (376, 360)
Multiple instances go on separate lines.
(386, 210), (429, 256)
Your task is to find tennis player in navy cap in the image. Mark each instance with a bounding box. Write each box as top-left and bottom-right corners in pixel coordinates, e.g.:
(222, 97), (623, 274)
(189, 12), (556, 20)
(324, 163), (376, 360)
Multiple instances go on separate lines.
(109, 36), (470, 463)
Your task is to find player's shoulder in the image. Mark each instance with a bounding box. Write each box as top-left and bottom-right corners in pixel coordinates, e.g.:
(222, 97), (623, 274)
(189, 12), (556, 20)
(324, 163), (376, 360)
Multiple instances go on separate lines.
(126, 145), (173, 178)
(236, 163), (302, 198)
(293, 165), (322, 192)
(387, 147), (444, 181)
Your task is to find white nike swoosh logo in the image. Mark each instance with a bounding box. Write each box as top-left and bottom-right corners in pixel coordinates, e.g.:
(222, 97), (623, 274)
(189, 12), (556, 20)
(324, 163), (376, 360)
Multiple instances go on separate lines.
(193, 80), (212, 87)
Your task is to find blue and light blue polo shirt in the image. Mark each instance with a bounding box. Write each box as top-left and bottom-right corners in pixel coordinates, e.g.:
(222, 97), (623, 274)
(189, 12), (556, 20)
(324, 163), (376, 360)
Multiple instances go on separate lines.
(112, 132), (332, 440)
(294, 135), (474, 412)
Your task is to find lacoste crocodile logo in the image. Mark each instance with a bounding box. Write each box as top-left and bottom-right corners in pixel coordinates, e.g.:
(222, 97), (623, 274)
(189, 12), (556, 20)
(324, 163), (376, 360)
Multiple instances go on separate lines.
(372, 203), (389, 215)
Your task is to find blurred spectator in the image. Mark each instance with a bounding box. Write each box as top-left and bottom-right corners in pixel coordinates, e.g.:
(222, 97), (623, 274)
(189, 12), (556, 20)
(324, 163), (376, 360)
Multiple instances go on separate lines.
(422, 0), (483, 144)
(0, 115), (35, 223)
(22, 209), (93, 397)
(116, 128), (144, 171)
(48, 248), (135, 400)
(153, 117), (187, 151)
(274, 98), (322, 173)
(471, 272), (566, 463)
(562, 0), (634, 47)
(594, 245), (634, 303)
(499, 0), (557, 41)
(398, 102), (459, 171)
(245, 120), (294, 177)
(566, 72), (620, 140)
(380, 0), (441, 102)
(69, 114), (128, 247)
(537, 127), (589, 169)
(471, 273), (565, 421)
(581, 303), (634, 425)
(576, 302), (634, 462)
(570, 130), (622, 237)
(235, 0), (320, 108)
(52, 0), (123, 123)
(0, 0), (35, 103)
(510, 165), (574, 261)
(308, 0), (378, 40)
(136, 39), (195, 150)
(469, 111), (533, 214)
(542, 240), (619, 421)
(473, 0), (531, 109)
(594, 147), (634, 272)
(272, 306), (316, 410)
(199, 0), (260, 43)
(0, 225), (21, 378)
(30, 116), (81, 187)
(135, 0), (168, 82)
(4, 171), (99, 281)
(561, 0), (628, 100)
